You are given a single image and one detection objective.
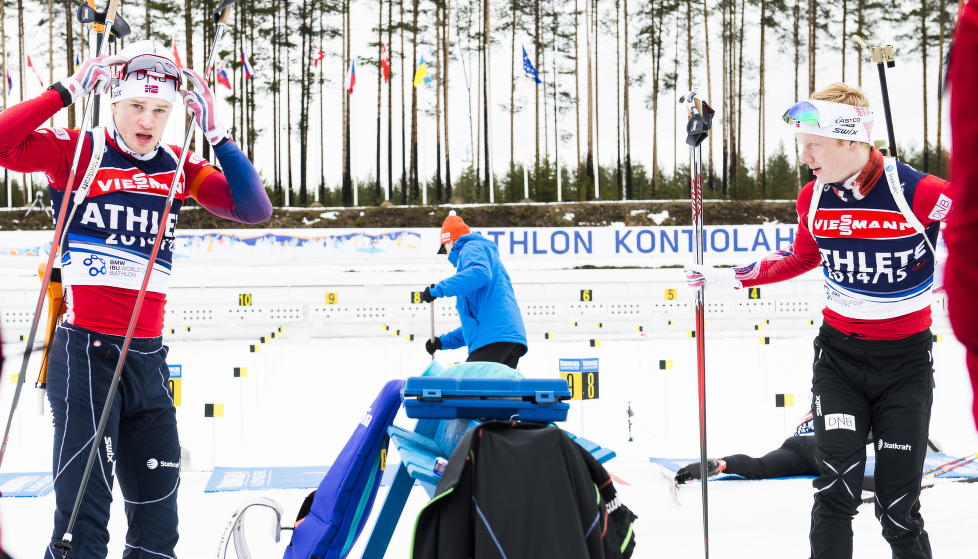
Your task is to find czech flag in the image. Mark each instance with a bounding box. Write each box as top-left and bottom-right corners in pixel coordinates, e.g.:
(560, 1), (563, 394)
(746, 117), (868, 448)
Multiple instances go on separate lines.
(216, 60), (232, 90)
(347, 60), (356, 94)
(240, 50), (254, 79)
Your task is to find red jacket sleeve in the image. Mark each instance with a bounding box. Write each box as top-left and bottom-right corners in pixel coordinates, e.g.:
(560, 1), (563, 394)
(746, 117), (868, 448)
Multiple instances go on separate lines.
(735, 182), (823, 287)
(0, 89), (92, 190)
(947, 0), (978, 425)
(911, 174), (952, 225)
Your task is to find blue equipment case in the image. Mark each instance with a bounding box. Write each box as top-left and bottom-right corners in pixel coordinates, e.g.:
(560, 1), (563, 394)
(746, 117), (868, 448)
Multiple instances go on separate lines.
(402, 376), (572, 422)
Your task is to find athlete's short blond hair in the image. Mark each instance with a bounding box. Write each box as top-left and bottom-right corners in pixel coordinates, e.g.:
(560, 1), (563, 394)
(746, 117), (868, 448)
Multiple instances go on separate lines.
(810, 83), (871, 108)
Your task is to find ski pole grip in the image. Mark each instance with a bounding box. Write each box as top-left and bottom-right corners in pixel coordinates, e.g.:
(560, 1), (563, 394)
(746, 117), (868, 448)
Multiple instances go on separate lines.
(214, 1), (234, 25)
(103, 0), (120, 23)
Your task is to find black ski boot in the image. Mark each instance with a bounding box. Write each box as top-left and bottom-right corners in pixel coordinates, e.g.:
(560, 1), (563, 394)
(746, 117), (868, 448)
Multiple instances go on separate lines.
(674, 459), (727, 485)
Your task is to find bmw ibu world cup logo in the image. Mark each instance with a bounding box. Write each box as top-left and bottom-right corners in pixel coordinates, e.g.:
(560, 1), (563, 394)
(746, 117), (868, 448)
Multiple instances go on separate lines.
(147, 458), (159, 470)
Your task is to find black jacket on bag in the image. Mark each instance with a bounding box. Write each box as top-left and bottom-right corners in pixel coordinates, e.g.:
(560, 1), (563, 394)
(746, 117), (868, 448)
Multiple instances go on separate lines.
(412, 421), (637, 559)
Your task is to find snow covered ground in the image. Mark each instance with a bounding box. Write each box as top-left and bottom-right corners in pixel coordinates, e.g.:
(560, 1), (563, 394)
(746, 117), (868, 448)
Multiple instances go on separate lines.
(1, 239), (976, 558)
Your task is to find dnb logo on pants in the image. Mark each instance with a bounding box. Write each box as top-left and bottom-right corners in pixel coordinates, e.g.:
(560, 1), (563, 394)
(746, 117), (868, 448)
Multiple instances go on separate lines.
(825, 413), (856, 431)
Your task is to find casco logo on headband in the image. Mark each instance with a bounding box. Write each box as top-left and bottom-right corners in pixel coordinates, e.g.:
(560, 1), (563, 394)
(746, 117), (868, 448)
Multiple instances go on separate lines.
(784, 99), (874, 144)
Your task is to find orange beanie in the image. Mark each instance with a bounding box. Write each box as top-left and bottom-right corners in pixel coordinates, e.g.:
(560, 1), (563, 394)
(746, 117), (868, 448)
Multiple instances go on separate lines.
(439, 210), (470, 244)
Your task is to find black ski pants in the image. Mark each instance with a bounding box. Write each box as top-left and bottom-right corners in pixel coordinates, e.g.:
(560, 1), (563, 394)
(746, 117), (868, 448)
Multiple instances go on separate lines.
(466, 341), (527, 369)
(46, 324), (180, 558)
(809, 324), (933, 559)
(724, 435), (818, 480)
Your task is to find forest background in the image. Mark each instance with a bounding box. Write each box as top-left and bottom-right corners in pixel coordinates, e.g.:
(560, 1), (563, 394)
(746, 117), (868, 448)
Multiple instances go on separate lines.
(0, 0), (961, 209)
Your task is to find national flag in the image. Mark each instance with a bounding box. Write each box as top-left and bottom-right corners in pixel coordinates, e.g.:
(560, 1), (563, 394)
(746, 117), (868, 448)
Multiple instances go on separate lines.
(347, 60), (356, 94)
(312, 46), (325, 68)
(522, 46), (541, 84)
(240, 50), (254, 79)
(216, 61), (232, 90)
(144, 84), (159, 94)
(26, 56), (44, 88)
(413, 57), (432, 87)
(74, 54), (80, 70)
(172, 41), (183, 69)
(5, 70), (12, 95)
(380, 44), (391, 82)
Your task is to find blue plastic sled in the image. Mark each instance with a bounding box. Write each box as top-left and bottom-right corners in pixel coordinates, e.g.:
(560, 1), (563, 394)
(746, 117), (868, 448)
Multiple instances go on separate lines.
(282, 379), (404, 559)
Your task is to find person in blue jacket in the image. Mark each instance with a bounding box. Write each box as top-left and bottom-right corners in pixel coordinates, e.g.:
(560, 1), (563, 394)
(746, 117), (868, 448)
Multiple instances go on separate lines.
(420, 211), (528, 368)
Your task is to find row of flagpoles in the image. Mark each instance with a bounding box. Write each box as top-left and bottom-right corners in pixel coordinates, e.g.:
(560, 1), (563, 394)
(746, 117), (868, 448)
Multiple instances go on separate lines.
(3, 28), (550, 207)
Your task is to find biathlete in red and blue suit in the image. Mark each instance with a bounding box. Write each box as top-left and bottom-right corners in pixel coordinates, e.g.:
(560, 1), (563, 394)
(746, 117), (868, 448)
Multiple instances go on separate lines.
(685, 82), (950, 559)
(0, 40), (271, 558)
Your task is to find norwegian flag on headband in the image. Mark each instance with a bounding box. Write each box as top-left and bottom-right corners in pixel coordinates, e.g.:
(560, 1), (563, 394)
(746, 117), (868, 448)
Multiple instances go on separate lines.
(144, 84), (160, 94)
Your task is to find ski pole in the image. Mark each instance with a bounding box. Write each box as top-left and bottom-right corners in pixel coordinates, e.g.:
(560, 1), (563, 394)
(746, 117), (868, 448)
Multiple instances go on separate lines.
(681, 90), (715, 559)
(925, 453), (978, 479)
(0, 0), (122, 474)
(852, 35), (897, 158)
(54, 2), (238, 555)
(429, 300), (436, 361)
(921, 451), (978, 477)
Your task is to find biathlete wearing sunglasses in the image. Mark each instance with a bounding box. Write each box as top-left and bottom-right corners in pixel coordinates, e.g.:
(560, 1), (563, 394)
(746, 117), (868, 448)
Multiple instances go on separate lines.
(685, 85), (950, 559)
(0, 40), (270, 557)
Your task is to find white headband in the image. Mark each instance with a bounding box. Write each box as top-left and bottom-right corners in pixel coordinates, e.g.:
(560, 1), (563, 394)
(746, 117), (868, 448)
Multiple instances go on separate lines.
(785, 99), (875, 144)
(112, 69), (177, 105)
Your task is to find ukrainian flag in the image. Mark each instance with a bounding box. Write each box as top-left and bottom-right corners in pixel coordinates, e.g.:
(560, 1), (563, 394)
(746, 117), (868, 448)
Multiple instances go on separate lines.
(413, 57), (432, 87)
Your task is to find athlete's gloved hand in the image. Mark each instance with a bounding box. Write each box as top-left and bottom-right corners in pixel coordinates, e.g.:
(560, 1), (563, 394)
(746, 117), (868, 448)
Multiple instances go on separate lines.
(181, 68), (230, 146)
(684, 264), (742, 290)
(674, 459), (726, 485)
(420, 285), (437, 303)
(425, 336), (442, 355)
(57, 55), (125, 105)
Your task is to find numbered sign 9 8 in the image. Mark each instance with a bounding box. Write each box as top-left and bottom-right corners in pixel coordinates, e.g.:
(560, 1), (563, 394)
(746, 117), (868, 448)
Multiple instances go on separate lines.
(558, 358), (600, 400)
(167, 364), (182, 407)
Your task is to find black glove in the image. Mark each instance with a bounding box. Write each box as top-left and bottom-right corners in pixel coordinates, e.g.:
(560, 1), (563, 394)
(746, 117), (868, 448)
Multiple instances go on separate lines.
(425, 337), (442, 355)
(674, 459), (725, 485)
(420, 285), (437, 303)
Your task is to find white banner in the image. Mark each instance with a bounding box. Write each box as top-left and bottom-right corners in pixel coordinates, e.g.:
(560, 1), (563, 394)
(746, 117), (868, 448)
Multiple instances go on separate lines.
(0, 225), (800, 268)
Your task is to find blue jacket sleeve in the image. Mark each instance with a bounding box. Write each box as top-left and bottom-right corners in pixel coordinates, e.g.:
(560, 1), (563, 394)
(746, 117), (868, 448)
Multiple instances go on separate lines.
(204, 140), (272, 224)
(439, 327), (465, 350)
(430, 245), (492, 297)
